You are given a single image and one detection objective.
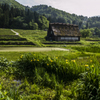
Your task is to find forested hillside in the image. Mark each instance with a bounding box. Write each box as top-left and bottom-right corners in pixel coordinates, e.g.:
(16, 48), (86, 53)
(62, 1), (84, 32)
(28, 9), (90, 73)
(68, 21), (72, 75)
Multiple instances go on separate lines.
(31, 5), (85, 25)
(88, 17), (100, 29)
(31, 5), (100, 29)
(0, 0), (100, 30)
(0, 3), (49, 30)
(0, 0), (25, 10)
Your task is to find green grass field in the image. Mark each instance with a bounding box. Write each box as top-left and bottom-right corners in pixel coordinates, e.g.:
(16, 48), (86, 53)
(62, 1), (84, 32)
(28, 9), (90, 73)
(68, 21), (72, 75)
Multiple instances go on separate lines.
(0, 28), (15, 35)
(0, 28), (100, 99)
(0, 49), (100, 99)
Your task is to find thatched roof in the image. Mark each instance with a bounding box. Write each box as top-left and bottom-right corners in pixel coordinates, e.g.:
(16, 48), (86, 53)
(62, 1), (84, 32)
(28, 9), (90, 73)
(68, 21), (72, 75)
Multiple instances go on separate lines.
(50, 23), (81, 36)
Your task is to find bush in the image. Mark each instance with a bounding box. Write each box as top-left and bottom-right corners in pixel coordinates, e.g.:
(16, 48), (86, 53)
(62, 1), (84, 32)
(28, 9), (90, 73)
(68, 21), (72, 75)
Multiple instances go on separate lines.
(80, 29), (92, 38)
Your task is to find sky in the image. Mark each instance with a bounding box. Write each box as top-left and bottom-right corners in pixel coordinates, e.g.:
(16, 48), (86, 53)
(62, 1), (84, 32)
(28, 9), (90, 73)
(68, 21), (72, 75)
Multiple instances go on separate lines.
(16, 0), (100, 17)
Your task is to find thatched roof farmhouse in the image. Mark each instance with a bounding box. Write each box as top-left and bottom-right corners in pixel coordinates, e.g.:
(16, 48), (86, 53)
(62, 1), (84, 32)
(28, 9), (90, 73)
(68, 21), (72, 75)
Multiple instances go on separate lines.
(47, 23), (81, 41)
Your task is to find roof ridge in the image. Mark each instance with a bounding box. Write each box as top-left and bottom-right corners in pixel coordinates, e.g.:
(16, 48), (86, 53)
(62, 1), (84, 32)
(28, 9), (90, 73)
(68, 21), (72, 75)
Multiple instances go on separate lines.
(50, 23), (78, 26)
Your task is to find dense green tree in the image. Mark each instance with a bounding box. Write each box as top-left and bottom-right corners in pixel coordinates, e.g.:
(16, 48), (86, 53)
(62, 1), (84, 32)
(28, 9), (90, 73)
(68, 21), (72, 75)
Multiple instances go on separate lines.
(80, 29), (92, 38)
(79, 21), (82, 29)
(11, 16), (24, 28)
(1, 3), (100, 30)
(37, 16), (49, 29)
(57, 17), (66, 23)
(94, 28), (100, 36)
(22, 23), (28, 29)
(72, 20), (76, 25)
(3, 10), (9, 28)
(86, 22), (89, 29)
(30, 5), (100, 29)
(33, 23), (38, 30)
(0, 3), (49, 30)
(29, 20), (38, 30)
(0, 0), (25, 10)
(31, 5), (85, 25)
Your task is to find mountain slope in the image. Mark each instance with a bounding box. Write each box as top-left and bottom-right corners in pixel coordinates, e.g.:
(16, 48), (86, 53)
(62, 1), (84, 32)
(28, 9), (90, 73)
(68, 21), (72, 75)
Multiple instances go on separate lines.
(30, 5), (86, 25)
(31, 5), (100, 29)
(0, 0), (25, 9)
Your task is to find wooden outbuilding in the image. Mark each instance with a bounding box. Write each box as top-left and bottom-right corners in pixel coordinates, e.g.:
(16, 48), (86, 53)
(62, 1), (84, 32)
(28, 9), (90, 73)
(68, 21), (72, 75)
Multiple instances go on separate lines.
(46, 23), (81, 41)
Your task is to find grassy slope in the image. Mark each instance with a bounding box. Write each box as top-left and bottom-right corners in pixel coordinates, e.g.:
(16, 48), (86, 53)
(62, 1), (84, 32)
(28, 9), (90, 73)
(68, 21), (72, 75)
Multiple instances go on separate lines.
(0, 28), (15, 35)
(14, 29), (47, 41)
(14, 29), (48, 46)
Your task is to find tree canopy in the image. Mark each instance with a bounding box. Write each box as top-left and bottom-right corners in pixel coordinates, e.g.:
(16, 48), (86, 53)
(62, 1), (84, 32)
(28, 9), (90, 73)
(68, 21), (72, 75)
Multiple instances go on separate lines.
(31, 5), (100, 29)
(0, 3), (49, 30)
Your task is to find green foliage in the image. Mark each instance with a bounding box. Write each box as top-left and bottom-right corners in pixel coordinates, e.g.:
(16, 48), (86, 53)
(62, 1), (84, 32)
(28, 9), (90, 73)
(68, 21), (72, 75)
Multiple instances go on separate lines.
(0, 83), (23, 100)
(77, 71), (100, 100)
(1, 49), (100, 99)
(1, 1), (100, 29)
(31, 5), (100, 29)
(29, 20), (38, 30)
(1, 41), (100, 100)
(54, 84), (63, 100)
(31, 5), (85, 25)
(72, 45), (100, 53)
(94, 27), (100, 36)
(37, 16), (49, 29)
(80, 29), (92, 38)
(0, 4), (49, 30)
(88, 17), (100, 29)
(0, 0), (25, 10)
(0, 83), (12, 100)
(0, 57), (11, 68)
(15, 53), (88, 86)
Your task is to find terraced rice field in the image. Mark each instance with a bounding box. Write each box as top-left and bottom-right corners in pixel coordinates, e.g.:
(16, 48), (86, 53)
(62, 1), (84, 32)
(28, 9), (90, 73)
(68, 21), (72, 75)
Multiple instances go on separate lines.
(0, 29), (35, 46)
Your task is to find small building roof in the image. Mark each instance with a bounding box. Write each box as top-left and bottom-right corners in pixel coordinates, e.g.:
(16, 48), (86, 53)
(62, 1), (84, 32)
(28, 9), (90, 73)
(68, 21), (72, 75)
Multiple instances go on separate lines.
(49, 23), (81, 37)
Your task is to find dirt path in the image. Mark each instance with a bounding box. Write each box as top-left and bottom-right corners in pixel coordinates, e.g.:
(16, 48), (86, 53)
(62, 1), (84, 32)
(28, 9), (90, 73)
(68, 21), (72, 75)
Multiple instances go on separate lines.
(11, 29), (19, 35)
(0, 47), (69, 52)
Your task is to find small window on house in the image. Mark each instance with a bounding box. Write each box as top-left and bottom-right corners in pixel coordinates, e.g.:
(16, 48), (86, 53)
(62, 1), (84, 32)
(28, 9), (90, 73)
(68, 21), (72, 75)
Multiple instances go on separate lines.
(61, 37), (65, 40)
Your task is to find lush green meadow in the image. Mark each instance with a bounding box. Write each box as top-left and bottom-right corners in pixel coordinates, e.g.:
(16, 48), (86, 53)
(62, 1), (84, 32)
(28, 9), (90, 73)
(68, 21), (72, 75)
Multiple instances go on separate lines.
(0, 47), (100, 99)
(0, 29), (100, 99)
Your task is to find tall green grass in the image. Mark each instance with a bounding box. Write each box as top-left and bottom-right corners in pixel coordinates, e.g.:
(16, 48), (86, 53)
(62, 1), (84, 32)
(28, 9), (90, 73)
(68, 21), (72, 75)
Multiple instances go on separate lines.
(72, 45), (100, 53)
(0, 51), (100, 99)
